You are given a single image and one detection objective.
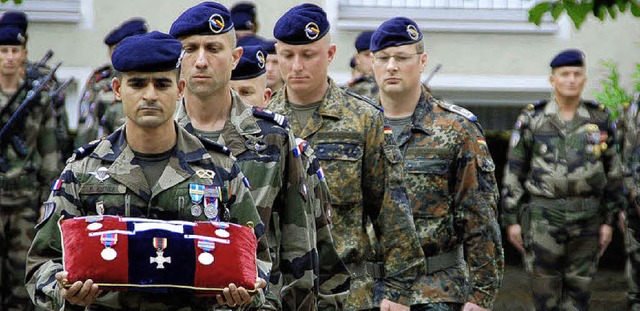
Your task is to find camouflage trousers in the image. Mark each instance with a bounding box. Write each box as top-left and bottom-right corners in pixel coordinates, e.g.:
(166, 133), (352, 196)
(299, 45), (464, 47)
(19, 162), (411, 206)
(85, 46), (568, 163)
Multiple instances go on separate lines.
(524, 199), (601, 311)
(625, 215), (640, 311)
(0, 195), (38, 311)
(410, 303), (463, 311)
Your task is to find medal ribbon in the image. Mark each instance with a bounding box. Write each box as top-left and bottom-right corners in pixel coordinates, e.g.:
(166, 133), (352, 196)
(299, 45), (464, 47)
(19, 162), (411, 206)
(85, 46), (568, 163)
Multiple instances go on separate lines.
(153, 237), (167, 251)
(100, 233), (117, 247)
(189, 183), (205, 204)
(197, 239), (216, 252)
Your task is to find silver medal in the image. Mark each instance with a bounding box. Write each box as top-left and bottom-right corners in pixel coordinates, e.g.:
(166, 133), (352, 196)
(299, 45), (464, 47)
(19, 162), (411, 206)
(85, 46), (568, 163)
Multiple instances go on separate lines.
(198, 252), (214, 265)
(204, 203), (218, 219)
(101, 247), (117, 261)
(215, 229), (230, 238)
(191, 204), (202, 217)
(87, 222), (103, 231)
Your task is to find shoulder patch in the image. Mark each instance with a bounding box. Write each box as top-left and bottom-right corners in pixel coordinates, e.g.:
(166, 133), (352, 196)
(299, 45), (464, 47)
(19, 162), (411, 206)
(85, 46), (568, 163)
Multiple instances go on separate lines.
(437, 101), (477, 122)
(70, 139), (101, 163)
(527, 99), (548, 111)
(345, 89), (383, 112)
(252, 106), (289, 128)
(35, 201), (56, 230)
(198, 136), (232, 157)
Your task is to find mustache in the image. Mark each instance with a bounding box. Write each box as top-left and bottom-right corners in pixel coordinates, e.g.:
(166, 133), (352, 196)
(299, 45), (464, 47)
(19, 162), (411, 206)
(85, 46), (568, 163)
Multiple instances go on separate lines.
(136, 101), (163, 111)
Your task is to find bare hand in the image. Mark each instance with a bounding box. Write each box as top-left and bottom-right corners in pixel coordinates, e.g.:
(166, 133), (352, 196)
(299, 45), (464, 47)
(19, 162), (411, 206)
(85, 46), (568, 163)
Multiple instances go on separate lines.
(463, 302), (490, 311)
(507, 224), (525, 254)
(56, 271), (101, 307)
(599, 224), (613, 257)
(618, 210), (627, 235)
(216, 277), (266, 307)
(379, 298), (409, 311)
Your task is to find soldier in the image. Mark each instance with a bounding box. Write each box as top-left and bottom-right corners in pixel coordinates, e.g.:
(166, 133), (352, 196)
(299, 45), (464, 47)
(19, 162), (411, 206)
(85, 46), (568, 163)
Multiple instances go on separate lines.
(622, 98), (640, 310)
(346, 31), (378, 101)
(370, 17), (504, 311)
(229, 45), (271, 108)
(231, 2), (265, 47)
(269, 4), (425, 310)
(502, 49), (624, 310)
(25, 31), (266, 310)
(170, 3), (349, 310)
(263, 40), (284, 93)
(75, 17), (148, 148)
(0, 21), (63, 311)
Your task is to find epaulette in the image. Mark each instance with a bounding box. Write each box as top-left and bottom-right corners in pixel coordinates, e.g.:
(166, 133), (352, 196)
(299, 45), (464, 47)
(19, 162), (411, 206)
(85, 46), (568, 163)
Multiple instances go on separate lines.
(437, 101), (477, 122)
(345, 89), (383, 112)
(526, 99), (548, 111)
(67, 139), (102, 163)
(583, 100), (605, 111)
(198, 136), (232, 157)
(252, 106), (289, 128)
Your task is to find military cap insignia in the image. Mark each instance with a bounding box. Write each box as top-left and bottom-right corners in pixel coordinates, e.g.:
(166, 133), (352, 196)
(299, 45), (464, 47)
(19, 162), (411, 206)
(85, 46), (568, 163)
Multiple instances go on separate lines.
(304, 22), (320, 40)
(16, 32), (24, 44)
(209, 13), (225, 33)
(256, 50), (265, 69)
(407, 24), (420, 41)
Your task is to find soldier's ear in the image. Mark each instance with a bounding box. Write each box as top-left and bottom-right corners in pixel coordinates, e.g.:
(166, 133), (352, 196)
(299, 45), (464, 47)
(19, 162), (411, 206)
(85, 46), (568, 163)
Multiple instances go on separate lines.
(112, 77), (122, 101)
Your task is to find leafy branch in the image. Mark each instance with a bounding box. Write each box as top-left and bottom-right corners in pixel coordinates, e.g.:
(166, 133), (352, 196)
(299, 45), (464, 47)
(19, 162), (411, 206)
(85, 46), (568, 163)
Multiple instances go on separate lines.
(592, 60), (636, 119)
(529, 0), (640, 28)
(0, 0), (23, 4)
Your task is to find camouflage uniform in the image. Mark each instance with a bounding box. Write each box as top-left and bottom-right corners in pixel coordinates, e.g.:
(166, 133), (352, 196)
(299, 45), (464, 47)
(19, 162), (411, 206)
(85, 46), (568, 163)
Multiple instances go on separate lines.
(390, 91), (503, 309)
(503, 99), (624, 310)
(176, 91), (349, 310)
(26, 124), (263, 311)
(269, 79), (424, 310)
(75, 64), (125, 147)
(346, 75), (378, 102)
(621, 100), (640, 310)
(0, 82), (63, 310)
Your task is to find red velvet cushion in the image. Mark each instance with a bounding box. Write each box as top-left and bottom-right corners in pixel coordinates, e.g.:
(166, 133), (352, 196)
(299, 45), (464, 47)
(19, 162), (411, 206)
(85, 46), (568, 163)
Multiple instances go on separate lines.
(59, 215), (258, 295)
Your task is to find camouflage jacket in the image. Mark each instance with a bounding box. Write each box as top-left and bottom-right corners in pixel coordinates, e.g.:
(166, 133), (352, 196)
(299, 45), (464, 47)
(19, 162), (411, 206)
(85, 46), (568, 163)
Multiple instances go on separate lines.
(176, 91), (349, 310)
(502, 99), (625, 227)
(25, 124), (263, 311)
(621, 100), (640, 219)
(0, 82), (63, 204)
(390, 91), (503, 309)
(75, 64), (124, 148)
(346, 75), (378, 101)
(269, 79), (424, 309)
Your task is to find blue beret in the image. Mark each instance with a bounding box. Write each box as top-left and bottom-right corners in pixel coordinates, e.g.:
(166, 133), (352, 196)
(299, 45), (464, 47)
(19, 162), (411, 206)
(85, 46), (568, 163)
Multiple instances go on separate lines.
(231, 45), (267, 80)
(104, 18), (148, 46)
(370, 17), (423, 53)
(550, 49), (585, 68)
(231, 2), (256, 31)
(355, 31), (373, 53)
(170, 2), (234, 39)
(262, 40), (276, 54)
(273, 3), (329, 45)
(0, 25), (26, 46)
(0, 11), (27, 33)
(238, 35), (264, 47)
(112, 31), (182, 73)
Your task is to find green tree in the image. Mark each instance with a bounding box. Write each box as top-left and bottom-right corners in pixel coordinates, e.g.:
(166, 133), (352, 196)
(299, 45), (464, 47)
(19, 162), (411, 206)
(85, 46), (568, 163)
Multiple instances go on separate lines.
(593, 61), (640, 119)
(0, 0), (23, 3)
(529, 0), (640, 28)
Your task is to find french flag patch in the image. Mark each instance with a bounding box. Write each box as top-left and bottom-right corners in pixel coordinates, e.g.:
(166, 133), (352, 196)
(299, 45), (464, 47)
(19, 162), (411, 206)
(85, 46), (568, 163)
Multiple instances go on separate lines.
(316, 167), (325, 180)
(242, 177), (251, 189)
(51, 179), (63, 191)
(292, 145), (301, 158)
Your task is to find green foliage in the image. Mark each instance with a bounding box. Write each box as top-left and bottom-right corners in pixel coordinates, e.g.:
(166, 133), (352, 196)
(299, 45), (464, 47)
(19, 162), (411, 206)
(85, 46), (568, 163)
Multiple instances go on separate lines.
(529, 0), (640, 28)
(592, 61), (637, 119)
(0, 0), (23, 4)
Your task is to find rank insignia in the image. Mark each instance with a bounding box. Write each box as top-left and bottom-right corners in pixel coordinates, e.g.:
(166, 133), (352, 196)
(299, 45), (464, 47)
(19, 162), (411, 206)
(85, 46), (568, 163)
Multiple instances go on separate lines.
(195, 170), (216, 179)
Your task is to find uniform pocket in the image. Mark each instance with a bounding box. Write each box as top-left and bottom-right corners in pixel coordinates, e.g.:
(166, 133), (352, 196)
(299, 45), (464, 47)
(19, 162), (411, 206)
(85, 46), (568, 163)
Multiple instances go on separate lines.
(315, 141), (363, 205)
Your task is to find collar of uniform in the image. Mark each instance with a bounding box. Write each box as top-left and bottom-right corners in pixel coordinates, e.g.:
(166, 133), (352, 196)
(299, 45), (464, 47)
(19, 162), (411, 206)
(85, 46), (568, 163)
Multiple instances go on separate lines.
(316, 78), (348, 119)
(409, 88), (434, 135)
(227, 89), (261, 135)
(90, 121), (212, 164)
(545, 98), (591, 119)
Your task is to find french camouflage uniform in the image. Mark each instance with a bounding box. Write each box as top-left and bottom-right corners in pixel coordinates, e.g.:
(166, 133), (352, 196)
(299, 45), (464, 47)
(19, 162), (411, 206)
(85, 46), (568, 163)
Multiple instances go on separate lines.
(0, 81), (63, 310)
(75, 64), (125, 147)
(346, 75), (378, 102)
(621, 99), (640, 310)
(176, 91), (349, 310)
(269, 78), (424, 310)
(26, 124), (263, 311)
(503, 99), (625, 310)
(390, 91), (504, 310)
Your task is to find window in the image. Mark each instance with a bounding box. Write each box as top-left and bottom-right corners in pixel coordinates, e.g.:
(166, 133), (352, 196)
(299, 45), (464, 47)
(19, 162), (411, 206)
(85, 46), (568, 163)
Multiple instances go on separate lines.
(332, 0), (558, 33)
(0, 0), (81, 23)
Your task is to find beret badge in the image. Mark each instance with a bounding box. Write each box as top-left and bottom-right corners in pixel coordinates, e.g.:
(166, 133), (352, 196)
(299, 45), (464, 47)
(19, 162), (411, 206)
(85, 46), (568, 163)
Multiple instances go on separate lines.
(407, 24), (419, 41)
(256, 50), (265, 69)
(305, 22), (320, 40)
(209, 13), (225, 34)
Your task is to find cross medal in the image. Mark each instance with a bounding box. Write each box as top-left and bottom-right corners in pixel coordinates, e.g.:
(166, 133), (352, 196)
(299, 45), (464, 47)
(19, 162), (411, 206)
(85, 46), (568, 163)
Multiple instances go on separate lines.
(150, 237), (171, 269)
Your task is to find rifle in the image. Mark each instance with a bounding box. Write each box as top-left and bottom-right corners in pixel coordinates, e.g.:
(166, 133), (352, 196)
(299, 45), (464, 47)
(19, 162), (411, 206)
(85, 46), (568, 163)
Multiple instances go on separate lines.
(423, 63), (442, 88)
(0, 62), (61, 172)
